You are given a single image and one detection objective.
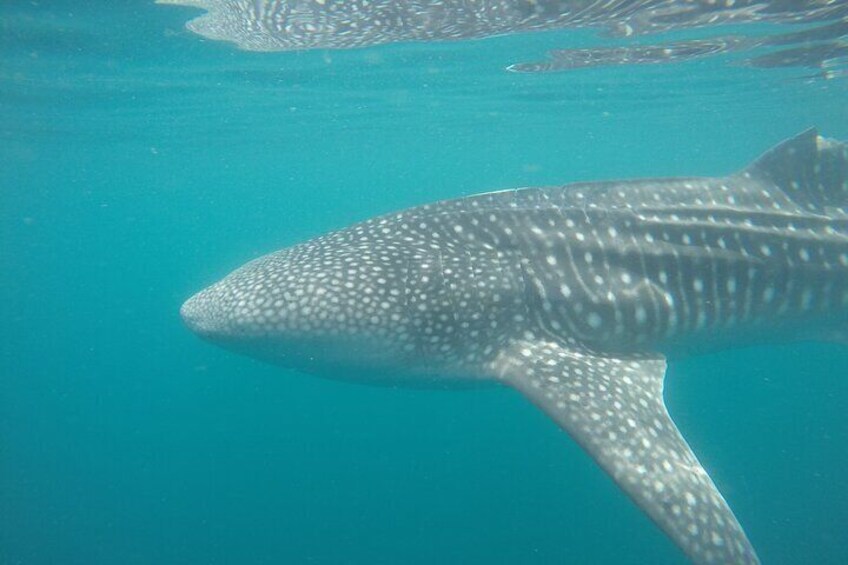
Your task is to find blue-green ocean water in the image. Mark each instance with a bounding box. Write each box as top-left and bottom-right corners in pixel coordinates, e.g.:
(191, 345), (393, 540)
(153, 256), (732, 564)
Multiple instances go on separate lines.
(2, 2), (848, 564)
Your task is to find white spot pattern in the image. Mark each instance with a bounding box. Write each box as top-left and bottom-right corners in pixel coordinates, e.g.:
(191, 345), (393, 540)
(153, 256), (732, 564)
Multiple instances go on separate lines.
(491, 341), (759, 565)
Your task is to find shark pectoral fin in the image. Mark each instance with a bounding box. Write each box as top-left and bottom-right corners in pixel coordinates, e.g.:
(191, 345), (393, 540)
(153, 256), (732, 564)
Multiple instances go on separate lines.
(488, 340), (759, 565)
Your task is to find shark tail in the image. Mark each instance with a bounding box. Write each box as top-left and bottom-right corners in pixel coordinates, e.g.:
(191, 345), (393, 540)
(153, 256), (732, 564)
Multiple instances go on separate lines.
(745, 128), (848, 211)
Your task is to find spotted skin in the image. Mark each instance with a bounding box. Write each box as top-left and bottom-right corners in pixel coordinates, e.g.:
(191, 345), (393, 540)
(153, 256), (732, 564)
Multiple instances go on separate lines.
(493, 343), (756, 564)
(158, 1), (848, 73)
(158, 0), (848, 52)
(182, 129), (848, 564)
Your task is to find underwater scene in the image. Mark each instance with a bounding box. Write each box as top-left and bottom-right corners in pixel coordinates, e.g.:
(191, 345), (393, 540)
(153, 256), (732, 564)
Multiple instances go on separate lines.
(2, 1), (848, 564)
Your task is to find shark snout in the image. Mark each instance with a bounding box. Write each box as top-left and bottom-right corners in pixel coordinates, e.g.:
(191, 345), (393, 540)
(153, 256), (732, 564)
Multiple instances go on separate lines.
(180, 288), (224, 337)
(181, 280), (272, 341)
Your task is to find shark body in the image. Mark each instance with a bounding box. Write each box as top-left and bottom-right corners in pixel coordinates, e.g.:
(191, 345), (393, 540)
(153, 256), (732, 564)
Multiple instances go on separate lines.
(182, 129), (848, 564)
(158, 1), (848, 75)
(159, 0), (848, 52)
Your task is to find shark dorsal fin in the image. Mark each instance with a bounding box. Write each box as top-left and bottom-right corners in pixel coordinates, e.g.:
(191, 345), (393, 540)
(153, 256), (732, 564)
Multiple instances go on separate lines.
(744, 128), (848, 210)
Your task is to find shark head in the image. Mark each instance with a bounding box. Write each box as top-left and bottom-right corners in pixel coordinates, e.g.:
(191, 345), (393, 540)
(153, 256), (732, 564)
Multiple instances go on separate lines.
(182, 204), (526, 385)
(181, 236), (415, 378)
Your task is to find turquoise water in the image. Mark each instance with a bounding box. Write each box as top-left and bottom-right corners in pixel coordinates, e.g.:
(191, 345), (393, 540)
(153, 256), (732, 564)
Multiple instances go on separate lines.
(2, 2), (848, 564)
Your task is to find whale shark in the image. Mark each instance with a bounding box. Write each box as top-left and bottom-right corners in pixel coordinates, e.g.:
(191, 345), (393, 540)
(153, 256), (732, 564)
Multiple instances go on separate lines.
(159, 0), (848, 52)
(158, 0), (848, 74)
(181, 129), (848, 564)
